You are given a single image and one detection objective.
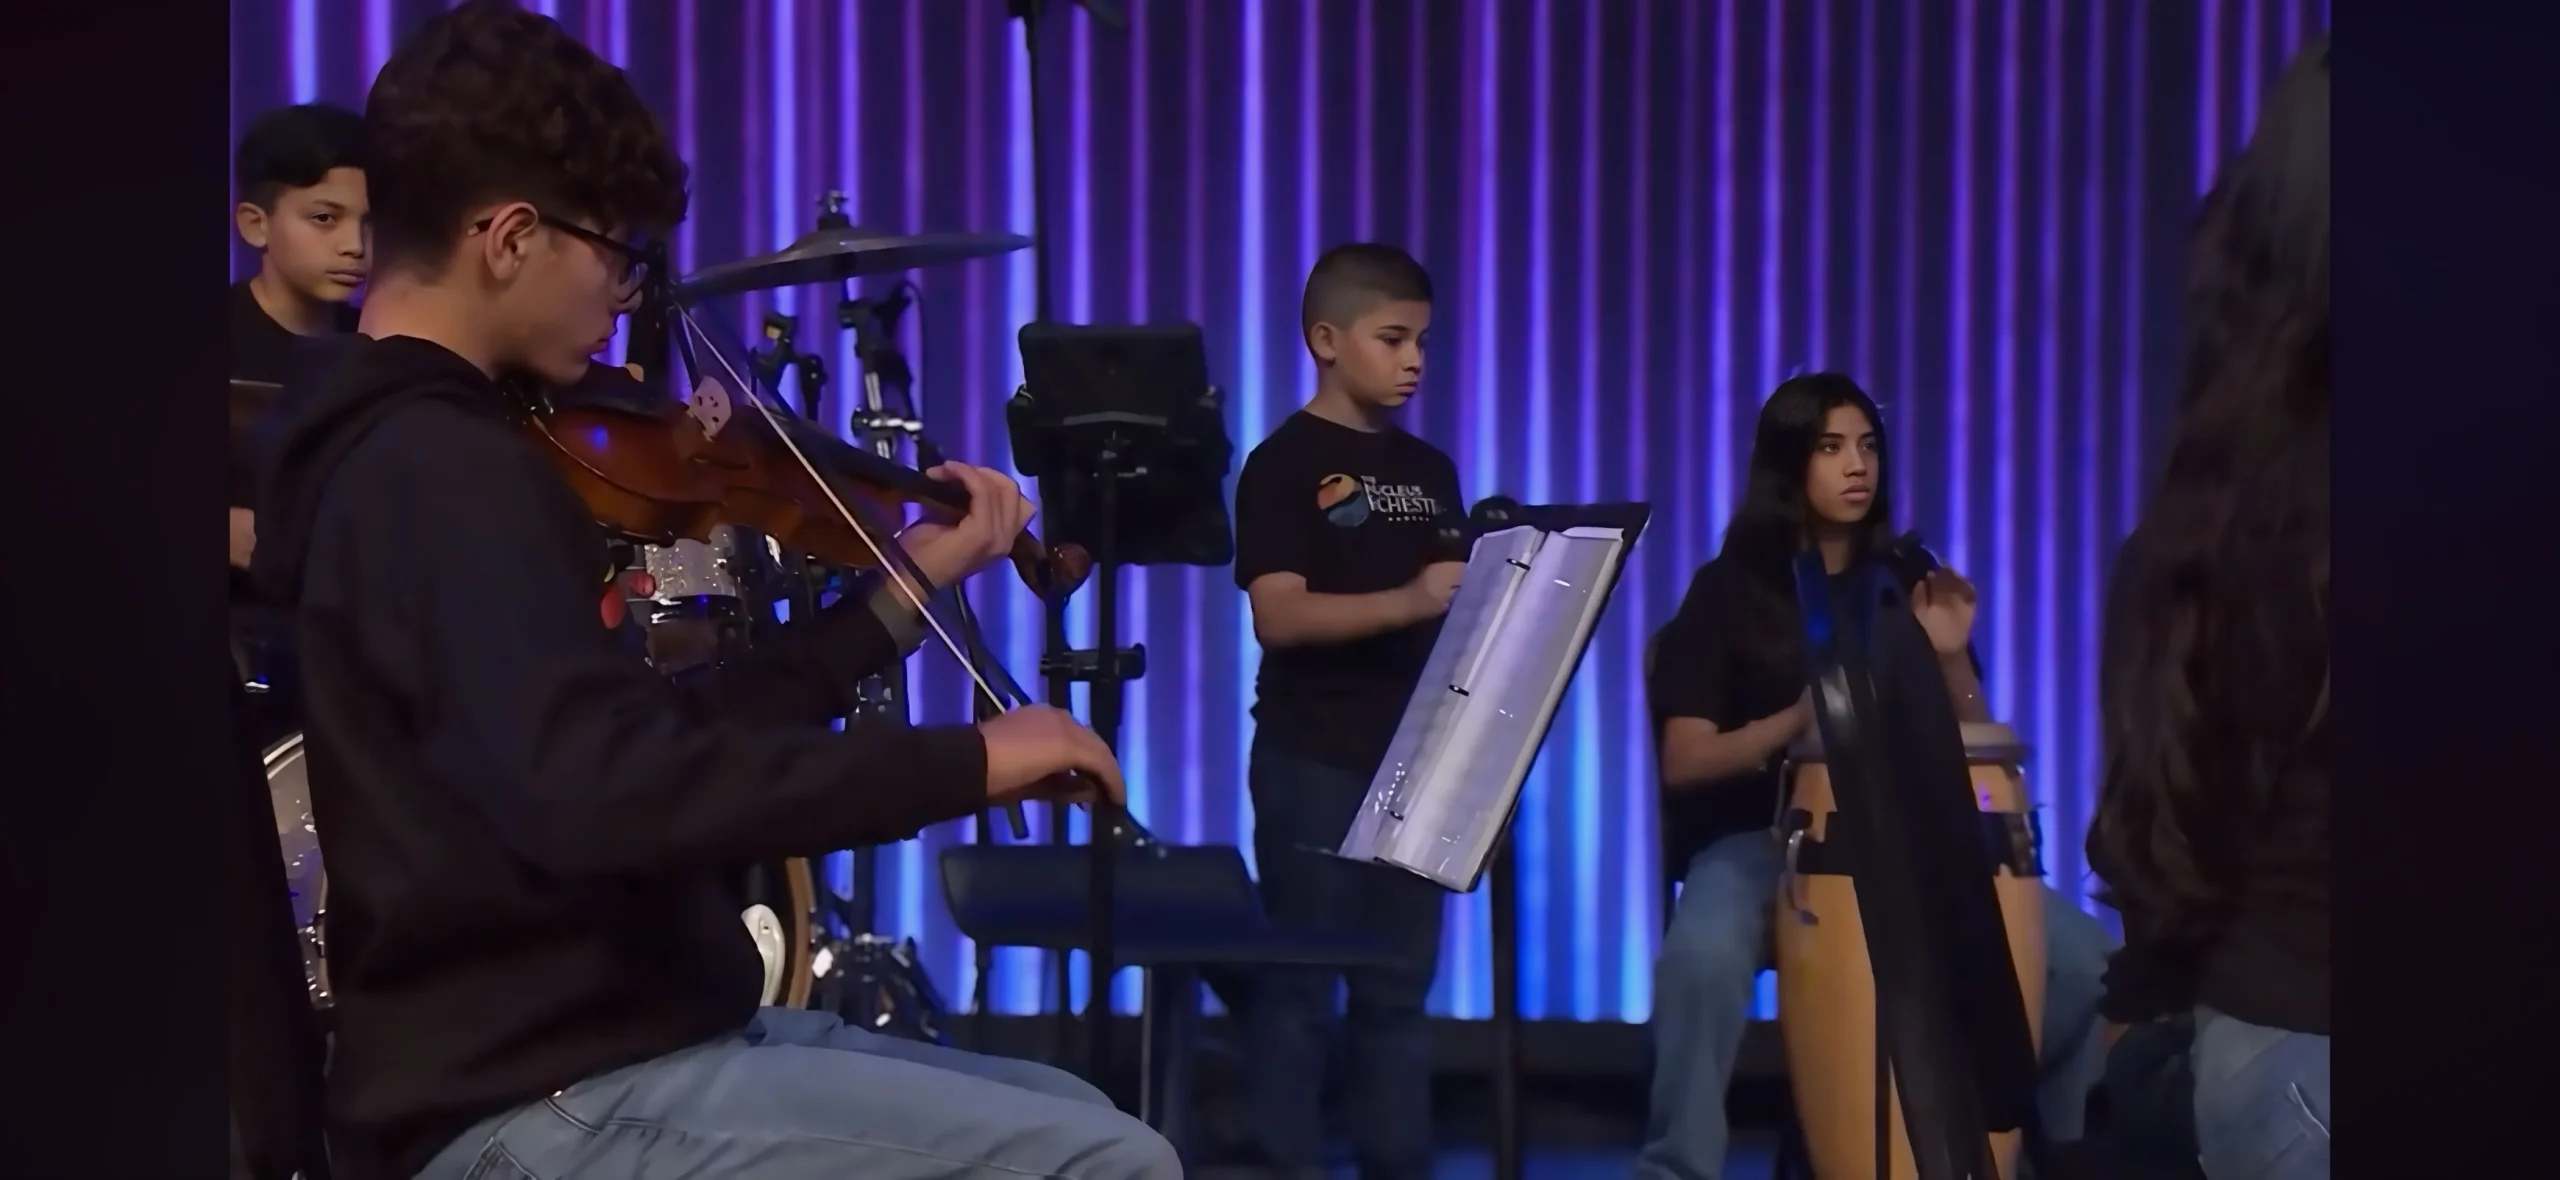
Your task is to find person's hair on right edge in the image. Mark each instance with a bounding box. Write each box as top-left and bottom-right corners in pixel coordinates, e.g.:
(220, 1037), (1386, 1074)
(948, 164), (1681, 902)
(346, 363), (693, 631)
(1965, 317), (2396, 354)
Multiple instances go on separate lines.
(2087, 37), (2330, 945)
(235, 103), (367, 209)
(361, 0), (689, 275)
(1301, 242), (1435, 336)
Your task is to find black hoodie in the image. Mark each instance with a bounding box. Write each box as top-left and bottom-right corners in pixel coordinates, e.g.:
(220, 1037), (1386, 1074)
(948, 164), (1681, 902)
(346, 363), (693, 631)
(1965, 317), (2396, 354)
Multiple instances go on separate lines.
(250, 334), (990, 1172)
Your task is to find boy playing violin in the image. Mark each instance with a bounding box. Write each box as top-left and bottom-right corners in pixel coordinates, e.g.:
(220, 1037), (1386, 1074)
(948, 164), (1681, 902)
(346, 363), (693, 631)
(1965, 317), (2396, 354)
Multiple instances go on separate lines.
(246, 4), (1173, 1177)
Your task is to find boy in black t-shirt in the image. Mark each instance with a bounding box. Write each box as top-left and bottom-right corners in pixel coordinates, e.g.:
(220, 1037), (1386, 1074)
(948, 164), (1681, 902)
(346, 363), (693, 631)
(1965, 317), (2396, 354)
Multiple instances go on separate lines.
(228, 102), (368, 740)
(1232, 243), (1464, 1179)
(231, 103), (370, 387)
(231, 103), (368, 577)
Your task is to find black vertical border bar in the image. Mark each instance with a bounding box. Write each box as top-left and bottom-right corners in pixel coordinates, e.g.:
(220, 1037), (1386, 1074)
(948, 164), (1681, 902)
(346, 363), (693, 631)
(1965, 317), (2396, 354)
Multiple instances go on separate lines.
(2328, 4), (2560, 1177)
(0, 1), (234, 1176)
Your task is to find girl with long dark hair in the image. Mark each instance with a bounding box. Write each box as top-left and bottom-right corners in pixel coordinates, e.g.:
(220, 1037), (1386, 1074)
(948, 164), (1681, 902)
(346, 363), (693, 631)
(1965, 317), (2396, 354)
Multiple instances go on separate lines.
(1640, 373), (2119, 1179)
(2087, 40), (2330, 1180)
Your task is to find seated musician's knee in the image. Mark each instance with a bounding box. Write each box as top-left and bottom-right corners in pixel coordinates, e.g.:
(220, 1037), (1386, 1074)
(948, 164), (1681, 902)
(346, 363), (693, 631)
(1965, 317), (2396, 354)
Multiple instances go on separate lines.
(1003, 1055), (1121, 1110)
(1657, 907), (1766, 1004)
(1076, 1115), (1186, 1179)
(1657, 839), (1782, 1005)
(2040, 887), (2119, 978)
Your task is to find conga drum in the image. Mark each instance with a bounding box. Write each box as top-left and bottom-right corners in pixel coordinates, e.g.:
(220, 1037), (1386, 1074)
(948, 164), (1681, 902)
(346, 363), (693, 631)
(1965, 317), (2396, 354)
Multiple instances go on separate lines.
(1772, 721), (2047, 1180)
(265, 732), (822, 1010)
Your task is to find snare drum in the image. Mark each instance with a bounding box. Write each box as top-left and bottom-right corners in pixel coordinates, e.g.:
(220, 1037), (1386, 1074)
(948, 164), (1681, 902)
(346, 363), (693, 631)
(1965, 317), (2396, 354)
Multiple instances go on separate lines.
(265, 732), (820, 1010)
(1772, 721), (2047, 1180)
(630, 526), (765, 671)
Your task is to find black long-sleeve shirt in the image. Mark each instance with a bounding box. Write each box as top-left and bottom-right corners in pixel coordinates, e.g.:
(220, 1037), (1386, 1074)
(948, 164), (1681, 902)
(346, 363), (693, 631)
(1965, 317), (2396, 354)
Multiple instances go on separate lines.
(249, 334), (989, 1172)
(2093, 526), (2329, 1034)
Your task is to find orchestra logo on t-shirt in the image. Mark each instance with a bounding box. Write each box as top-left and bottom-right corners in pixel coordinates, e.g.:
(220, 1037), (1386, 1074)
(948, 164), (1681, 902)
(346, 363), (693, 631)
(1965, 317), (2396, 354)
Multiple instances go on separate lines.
(1317, 473), (1441, 529)
(1316, 473), (1370, 527)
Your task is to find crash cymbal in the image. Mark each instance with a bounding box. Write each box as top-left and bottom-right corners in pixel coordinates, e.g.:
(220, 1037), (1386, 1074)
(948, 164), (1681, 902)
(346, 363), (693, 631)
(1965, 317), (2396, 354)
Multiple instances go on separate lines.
(673, 226), (1034, 300)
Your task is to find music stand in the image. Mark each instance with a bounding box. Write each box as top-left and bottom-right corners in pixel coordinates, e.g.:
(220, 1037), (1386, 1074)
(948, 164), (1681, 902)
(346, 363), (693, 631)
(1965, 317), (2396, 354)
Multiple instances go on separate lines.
(1006, 321), (1236, 1082)
(1337, 497), (1651, 1180)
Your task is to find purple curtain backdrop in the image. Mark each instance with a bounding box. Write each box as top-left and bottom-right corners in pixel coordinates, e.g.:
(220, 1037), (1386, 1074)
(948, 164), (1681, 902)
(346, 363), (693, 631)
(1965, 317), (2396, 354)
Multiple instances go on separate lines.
(228, 0), (2325, 1022)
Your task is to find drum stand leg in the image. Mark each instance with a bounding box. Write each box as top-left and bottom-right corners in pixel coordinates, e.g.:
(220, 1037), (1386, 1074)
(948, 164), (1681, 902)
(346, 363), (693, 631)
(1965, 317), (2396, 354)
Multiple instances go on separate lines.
(1490, 840), (1524, 1180)
(1874, 996), (1892, 1180)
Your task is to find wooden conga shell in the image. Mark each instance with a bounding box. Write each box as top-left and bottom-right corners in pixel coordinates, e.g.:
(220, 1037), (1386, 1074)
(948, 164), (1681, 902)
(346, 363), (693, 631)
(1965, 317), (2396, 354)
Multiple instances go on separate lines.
(1773, 722), (2045, 1180)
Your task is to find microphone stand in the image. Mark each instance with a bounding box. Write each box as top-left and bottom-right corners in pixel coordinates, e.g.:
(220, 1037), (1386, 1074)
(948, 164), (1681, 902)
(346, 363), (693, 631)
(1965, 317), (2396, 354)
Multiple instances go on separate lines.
(1007, 0), (1126, 1086)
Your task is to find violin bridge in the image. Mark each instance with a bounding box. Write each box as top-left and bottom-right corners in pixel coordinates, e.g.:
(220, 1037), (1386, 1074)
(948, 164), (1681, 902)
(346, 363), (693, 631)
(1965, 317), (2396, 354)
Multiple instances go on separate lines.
(687, 376), (734, 438)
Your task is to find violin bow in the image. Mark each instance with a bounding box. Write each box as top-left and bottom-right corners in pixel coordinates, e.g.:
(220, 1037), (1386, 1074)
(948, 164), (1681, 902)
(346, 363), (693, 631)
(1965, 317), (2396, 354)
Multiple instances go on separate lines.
(661, 294), (1054, 833)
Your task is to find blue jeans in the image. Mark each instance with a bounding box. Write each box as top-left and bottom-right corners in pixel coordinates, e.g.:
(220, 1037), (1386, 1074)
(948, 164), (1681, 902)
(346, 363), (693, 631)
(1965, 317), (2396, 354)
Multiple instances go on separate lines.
(1638, 832), (2118, 1180)
(414, 1007), (1179, 1178)
(2191, 1006), (2329, 1180)
(1244, 740), (1447, 1179)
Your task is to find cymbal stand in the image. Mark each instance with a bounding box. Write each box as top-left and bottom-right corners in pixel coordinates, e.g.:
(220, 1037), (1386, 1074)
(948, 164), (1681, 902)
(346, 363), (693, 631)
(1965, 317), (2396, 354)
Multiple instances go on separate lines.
(742, 303), (865, 936)
(1007, 0), (1129, 1089)
(829, 191), (926, 941)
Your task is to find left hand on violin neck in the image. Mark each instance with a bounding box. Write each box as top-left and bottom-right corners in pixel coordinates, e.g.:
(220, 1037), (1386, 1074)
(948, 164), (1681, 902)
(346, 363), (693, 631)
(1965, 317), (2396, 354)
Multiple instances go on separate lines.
(895, 462), (1038, 593)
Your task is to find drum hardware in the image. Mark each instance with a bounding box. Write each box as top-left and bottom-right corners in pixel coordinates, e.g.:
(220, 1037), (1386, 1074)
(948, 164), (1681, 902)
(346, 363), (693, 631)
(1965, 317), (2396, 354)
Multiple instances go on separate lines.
(262, 733), (337, 1007)
(809, 923), (953, 1045)
(748, 310), (827, 425)
(1782, 827), (1817, 927)
(745, 904), (789, 1003)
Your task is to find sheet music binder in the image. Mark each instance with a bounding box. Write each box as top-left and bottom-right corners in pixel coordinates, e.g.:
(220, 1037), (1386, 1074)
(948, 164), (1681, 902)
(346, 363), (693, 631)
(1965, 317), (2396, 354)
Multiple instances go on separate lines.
(1337, 523), (1636, 892)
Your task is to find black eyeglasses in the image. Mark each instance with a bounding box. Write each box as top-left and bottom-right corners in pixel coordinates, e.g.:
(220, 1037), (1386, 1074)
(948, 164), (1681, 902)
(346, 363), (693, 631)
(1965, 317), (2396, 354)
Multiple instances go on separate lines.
(470, 211), (659, 293)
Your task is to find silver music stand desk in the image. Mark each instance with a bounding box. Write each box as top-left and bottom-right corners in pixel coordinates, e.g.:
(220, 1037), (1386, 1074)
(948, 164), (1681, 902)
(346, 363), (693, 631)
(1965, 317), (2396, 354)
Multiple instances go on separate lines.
(1336, 500), (1650, 1180)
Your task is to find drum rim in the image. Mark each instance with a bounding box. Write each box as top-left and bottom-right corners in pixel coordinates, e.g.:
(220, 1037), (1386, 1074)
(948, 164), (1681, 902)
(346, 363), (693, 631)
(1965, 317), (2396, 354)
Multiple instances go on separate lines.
(772, 858), (818, 1008)
(1784, 719), (2025, 763)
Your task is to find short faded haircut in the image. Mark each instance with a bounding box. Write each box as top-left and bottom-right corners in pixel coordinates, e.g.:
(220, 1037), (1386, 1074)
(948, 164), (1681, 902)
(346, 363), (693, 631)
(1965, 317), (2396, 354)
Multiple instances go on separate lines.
(1300, 242), (1433, 337)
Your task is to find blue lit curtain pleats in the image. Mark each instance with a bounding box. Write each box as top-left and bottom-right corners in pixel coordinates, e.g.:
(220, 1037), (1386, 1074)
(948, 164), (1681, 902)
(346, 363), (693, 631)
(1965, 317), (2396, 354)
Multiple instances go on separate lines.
(231, 0), (2326, 1022)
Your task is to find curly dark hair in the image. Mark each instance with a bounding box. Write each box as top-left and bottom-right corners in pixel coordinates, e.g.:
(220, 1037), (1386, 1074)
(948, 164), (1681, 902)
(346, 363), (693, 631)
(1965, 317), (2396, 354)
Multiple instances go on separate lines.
(363, 0), (688, 274)
(1716, 372), (1899, 680)
(2087, 40), (2329, 948)
(235, 103), (366, 208)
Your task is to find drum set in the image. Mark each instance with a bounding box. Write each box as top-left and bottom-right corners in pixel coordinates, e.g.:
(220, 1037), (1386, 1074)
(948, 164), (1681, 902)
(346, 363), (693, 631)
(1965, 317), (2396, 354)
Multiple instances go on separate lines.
(255, 206), (1030, 1030)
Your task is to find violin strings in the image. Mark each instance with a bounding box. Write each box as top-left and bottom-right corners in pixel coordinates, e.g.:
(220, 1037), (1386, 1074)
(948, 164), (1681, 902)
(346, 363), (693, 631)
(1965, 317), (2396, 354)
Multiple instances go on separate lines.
(665, 301), (1009, 716)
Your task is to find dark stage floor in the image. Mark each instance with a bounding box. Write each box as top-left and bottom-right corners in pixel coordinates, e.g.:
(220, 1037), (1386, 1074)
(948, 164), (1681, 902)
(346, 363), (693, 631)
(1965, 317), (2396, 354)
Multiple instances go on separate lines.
(1193, 1137), (1779, 1178)
(961, 1013), (1798, 1177)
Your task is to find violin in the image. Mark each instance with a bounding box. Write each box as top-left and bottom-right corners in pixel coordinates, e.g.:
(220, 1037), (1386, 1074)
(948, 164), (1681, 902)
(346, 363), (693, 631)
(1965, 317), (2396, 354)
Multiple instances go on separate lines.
(516, 363), (1093, 597)
(509, 351), (1097, 840)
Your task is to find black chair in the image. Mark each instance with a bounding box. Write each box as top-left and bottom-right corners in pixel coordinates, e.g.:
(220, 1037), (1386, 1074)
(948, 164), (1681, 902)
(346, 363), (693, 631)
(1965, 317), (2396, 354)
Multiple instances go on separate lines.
(939, 840), (1401, 1162)
(1645, 628), (1811, 1180)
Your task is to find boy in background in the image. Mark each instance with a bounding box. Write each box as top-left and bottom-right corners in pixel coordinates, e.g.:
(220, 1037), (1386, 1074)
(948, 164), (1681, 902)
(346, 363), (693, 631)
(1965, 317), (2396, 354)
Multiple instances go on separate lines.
(231, 102), (370, 388)
(228, 102), (368, 739)
(222, 99), (367, 1180)
(1232, 243), (1466, 1179)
